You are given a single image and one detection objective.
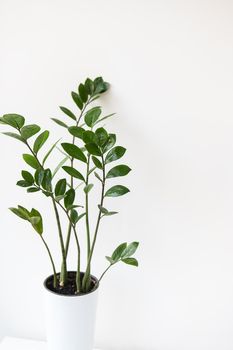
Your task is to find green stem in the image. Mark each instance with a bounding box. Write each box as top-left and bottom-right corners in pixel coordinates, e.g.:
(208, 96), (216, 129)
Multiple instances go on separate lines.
(99, 263), (115, 283)
(52, 197), (67, 286)
(82, 155), (105, 291)
(85, 154), (91, 256)
(41, 235), (58, 288)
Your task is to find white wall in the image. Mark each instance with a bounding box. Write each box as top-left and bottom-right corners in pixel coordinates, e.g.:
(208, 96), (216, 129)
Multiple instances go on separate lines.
(1, 0), (233, 349)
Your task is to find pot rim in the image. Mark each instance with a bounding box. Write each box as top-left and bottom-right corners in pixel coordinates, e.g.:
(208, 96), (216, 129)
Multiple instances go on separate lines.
(43, 271), (99, 298)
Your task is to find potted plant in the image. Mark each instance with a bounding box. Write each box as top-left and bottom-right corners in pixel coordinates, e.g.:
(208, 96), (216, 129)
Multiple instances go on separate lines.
(0, 77), (139, 350)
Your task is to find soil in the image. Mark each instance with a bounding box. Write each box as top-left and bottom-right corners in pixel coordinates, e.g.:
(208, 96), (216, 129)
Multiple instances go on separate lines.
(45, 271), (99, 296)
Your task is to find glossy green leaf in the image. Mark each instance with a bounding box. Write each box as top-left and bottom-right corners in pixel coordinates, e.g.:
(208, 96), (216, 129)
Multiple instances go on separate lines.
(84, 184), (94, 193)
(92, 156), (102, 169)
(64, 188), (75, 209)
(111, 242), (127, 261)
(76, 212), (86, 222)
(21, 124), (40, 140)
(71, 91), (83, 110)
(70, 209), (79, 224)
(33, 130), (49, 154)
(84, 107), (101, 127)
(105, 185), (129, 197)
(21, 170), (34, 184)
(59, 106), (76, 121)
(83, 131), (97, 144)
(2, 114), (25, 129)
(41, 169), (52, 192)
(68, 126), (85, 139)
(42, 138), (61, 166)
(122, 257), (138, 267)
(103, 134), (116, 153)
(17, 180), (31, 187)
(93, 77), (109, 94)
(121, 242), (139, 258)
(84, 78), (94, 95)
(9, 206), (29, 221)
(62, 166), (85, 181)
(105, 256), (115, 264)
(106, 165), (131, 179)
(98, 205), (108, 214)
(30, 208), (43, 235)
(2, 132), (26, 143)
(85, 143), (101, 156)
(78, 83), (88, 103)
(34, 168), (44, 186)
(51, 118), (68, 128)
(95, 127), (108, 147)
(23, 154), (41, 169)
(61, 143), (87, 163)
(105, 146), (126, 164)
(27, 187), (40, 193)
(55, 179), (67, 197)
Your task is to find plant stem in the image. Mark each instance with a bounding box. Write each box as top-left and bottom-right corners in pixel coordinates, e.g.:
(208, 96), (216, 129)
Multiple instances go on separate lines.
(99, 263), (115, 283)
(85, 154), (91, 256)
(52, 197), (67, 286)
(41, 235), (58, 288)
(82, 154), (105, 291)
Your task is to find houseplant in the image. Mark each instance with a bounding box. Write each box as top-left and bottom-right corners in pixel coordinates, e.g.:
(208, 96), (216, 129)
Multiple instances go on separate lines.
(0, 77), (139, 350)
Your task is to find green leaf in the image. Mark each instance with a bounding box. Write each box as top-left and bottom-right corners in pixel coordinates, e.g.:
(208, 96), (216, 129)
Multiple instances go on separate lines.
(21, 124), (40, 140)
(105, 146), (126, 164)
(33, 130), (49, 154)
(83, 131), (97, 144)
(2, 114), (25, 129)
(106, 256), (115, 264)
(52, 156), (69, 178)
(104, 211), (118, 216)
(106, 165), (131, 179)
(111, 242), (127, 262)
(34, 168), (44, 186)
(62, 166), (85, 181)
(92, 156), (103, 169)
(76, 212), (86, 222)
(84, 107), (101, 127)
(94, 113), (116, 126)
(121, 242), (139, 258)
(78, 83), (88, 103)
(98, 205), (108, 214)
(42, 138), (61, 166)
(95, 127), (108, 147)
(41, 169), (52, 192)
(61, 143), (87, 163)
(93, 77), (109, 94)
(103, 134), (116, 153)
(17, 180), (31, 187)
(30, 208), (43, 235)
(94, 171), (102, 182)
(59, 106), (76, 121)
(9, 206), (29, 220)
(2, 132), (26, 143)
(27, 187), (40, 193)
(23, 154), (41, 169)
(64, 188), (75, 209)
(85, 78), (94, 95)
(55, 178), (67, 197)
(51, 118), (68, 128)
(122, 257), (138, 267)
(68, 126), (84, 139)
(70, 209), (79, 224)
(21, 170), (34, 184)
(84, 184), (94, 193)
(71, 91), (83, 110)
(85, 143), (101, 156)
(105, 185), (129, 197)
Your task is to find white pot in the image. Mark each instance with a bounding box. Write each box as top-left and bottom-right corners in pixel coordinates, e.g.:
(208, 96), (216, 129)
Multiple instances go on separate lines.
(44, 272), (99, 350)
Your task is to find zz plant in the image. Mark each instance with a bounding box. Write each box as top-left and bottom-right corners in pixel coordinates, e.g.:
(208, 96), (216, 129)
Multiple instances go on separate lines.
(0, 77), (139, 294)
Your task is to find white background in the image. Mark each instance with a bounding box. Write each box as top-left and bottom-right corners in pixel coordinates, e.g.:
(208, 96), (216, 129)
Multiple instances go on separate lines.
(0, 0), (233, 349)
